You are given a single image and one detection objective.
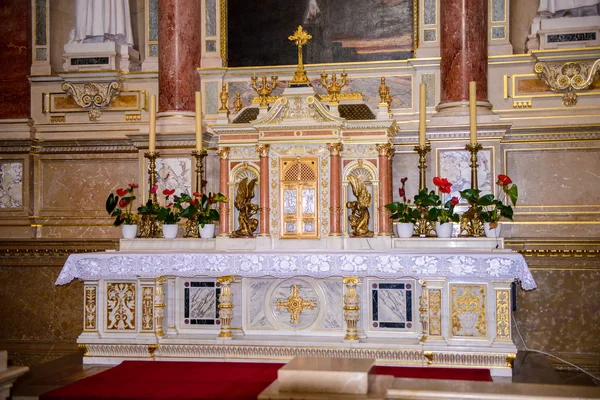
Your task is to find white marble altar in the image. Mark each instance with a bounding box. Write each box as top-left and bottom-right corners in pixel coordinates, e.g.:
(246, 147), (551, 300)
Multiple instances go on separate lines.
(57, 239), (535, 378)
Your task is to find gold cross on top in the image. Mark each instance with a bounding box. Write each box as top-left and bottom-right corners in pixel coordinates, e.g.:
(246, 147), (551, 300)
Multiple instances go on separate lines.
(288, 26), (312, 87)
(276, 284), (315, 325)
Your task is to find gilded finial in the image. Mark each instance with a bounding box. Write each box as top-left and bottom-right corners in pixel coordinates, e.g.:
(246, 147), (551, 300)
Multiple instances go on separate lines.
(234, 93), (243, 112)
(288, 26), (312, 87)
(251, 75), (278, 107)
(378, 77), (390, 105)
(321, 71), (348, 104)
(219, 83), (229, 112)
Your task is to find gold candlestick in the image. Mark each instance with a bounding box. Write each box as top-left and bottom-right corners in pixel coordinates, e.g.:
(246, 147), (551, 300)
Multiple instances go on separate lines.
(184, 149), (209, 238)
(413, 143), (434, 237)
(460, 142), (485, 237)
(140, 151), (161, 238)
(320, 71), (348, 104)
(251, 75), (278, 107)
(414, 143), (431, 191)
(466, 142), (483, 190)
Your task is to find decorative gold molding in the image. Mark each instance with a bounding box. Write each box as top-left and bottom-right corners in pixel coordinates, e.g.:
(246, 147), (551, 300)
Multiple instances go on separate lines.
(148, 344), (158, 358)
(534, 59), (600, 107)
(220, 0), (227, 67)
(217, 147), (230, 160)
(61, 81), (123, 121)
(326, 142), (343, 156)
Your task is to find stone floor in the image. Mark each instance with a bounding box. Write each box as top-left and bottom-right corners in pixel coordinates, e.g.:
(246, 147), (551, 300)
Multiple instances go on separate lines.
(8, 351), (599, 400)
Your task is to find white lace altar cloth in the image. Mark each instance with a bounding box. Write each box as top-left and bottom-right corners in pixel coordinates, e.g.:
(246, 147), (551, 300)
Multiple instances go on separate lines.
(56, 249), (536, 290)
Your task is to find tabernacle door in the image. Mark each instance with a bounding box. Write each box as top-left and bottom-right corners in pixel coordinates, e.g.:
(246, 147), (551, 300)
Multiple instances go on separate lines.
(281, 157), (319, 239)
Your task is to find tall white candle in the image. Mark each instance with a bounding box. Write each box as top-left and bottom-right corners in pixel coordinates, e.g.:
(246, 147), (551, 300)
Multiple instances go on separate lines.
(419, 83), (426, 147)
(149, 94), (156, 153)
(469, 81), (477, 145)
(195, 91), (202, 151)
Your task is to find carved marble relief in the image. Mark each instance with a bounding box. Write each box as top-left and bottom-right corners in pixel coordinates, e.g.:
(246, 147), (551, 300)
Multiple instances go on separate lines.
(154, 157), (192, 197)
(438, 149), (492, 200)
(0, 161), (23, 209)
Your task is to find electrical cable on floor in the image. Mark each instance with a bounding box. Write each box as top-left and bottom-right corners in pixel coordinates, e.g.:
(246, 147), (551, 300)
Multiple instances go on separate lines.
(512, 314), (600, 382)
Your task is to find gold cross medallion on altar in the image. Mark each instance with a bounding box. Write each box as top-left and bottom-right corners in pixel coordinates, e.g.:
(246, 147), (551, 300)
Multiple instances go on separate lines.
(275, 283), (317, 326)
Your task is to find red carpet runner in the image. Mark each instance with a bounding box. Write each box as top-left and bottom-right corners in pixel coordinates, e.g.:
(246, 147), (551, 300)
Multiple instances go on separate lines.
(41, 361), (492, 400)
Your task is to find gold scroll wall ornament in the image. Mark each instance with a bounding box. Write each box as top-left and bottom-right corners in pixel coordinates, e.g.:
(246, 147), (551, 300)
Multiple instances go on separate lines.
(534, 59), (600, 107)
(230, 177), (259, 238)
(428, 289), (442, 336)
(496, 290), (510, 340)
(276, 284), (316, 325)
(61, 81), (123, 121)
(154, 277), (166, 337)
(347, 175), (374, 238)
(141, 286), (154, 331)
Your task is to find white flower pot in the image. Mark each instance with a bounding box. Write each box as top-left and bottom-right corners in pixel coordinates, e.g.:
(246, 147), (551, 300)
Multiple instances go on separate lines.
(162, 224), (178, 239)
(199, 223), (215, 239)
(121, 224), (138, 239)
(435, 222), (453, 238)
(484, 222), (502, 238)
(396, 222), (414, 238)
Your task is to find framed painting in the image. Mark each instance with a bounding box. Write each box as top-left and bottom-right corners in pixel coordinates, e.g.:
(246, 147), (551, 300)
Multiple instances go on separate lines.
(227, 0), (416, 67)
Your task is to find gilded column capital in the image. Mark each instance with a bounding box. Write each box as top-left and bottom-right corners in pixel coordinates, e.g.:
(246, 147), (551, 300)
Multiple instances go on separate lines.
(217, 147), (230, 160)
(376, 143), (393, 156)
(255, 144), (270, 158)
(327, 142), (344, 156)
(387, 146), (396, 161)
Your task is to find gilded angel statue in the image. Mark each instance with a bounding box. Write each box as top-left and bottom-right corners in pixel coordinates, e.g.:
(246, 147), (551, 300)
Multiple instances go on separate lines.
(230, 177), (259, 238)
(346, 175), (374, 237)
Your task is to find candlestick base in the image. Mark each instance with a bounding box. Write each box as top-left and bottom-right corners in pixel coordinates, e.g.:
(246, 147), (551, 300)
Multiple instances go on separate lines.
(192, 149), (208, 193)
(459, 205), (485, 238)
(414, 143), (431, 191)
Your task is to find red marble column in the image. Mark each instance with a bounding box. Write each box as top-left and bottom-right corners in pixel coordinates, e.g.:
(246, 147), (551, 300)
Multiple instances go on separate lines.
(217, 147), (230, 236)
(256, 144), (270, 236)
(438, 0), (490, 112)
(158, 0), (201, 113)
(327, 143), (343, 236)
(377, 144), (392, 236)
(0, 0), (31, 119)
(387, 147), (395, 205)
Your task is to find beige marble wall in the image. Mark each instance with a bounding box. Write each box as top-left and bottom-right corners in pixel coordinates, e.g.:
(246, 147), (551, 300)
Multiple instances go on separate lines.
(50, 0), (75, 73)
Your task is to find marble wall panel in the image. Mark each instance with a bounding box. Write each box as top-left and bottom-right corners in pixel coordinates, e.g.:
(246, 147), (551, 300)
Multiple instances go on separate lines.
(438, 149), (493, 201)
(39, 157), (138, 215)
(506, 148), (600, 208)
(392, 152), (420, 202)
(0, 161), (23, 208)
(153, 157), (192, 197)
(515, 268), (600, 358)
(247, 279), (274, 330)
(317, 280), (343, 330)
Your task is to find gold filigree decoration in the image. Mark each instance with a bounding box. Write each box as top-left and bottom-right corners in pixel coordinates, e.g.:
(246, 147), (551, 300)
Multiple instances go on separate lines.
(451, 285), (486, 337)
(429, 289), (442, 336)
(496, 290), (510, 339)
(288, 26), (312, 87)
(343, 277), (360, 341)
(78, 344), (88, 356)
(61, 81), (122, 121)
(84, 286), (96, 331)
(251, 75), (278, 107)
(217, 147), (230, 160)
(347, 175), (374, 237)
(106, 282), (136, 330)
(276, 284), (316, 325)
(230, 177), (259, 238)
(142, 286), (154, 331)
(378, 77), (393, 111)
(316, 92), (363, 102)
(423, 351), (434, 365)
(534, 59), (600, 107)
(251, 95), (281, 105)
(419, 281), (428, 342)
(154, 277), (165, 337)
(148, 344), (158, 358)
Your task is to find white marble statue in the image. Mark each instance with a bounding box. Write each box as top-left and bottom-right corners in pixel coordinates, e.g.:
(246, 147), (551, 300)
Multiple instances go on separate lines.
(537, 0), (600, 17)
(70, 0), (134, 46)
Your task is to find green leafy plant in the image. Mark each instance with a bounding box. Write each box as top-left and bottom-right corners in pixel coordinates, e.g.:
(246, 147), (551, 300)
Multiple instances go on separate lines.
(156, 189), (181, 225)
(460, 174), (518, 229)
(385, 177), (420, 223)
(137, 184), (160, 216)
(106, 183), (139, 226)
(426, 177), (460, 224)
(196, 192), (228, 228)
